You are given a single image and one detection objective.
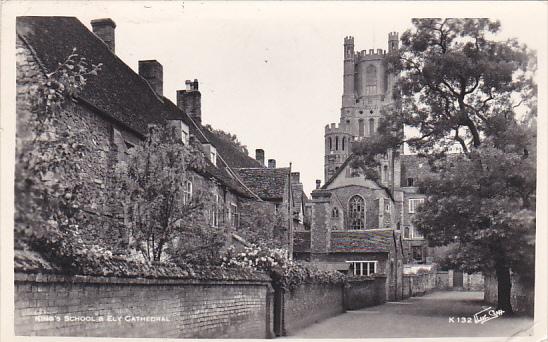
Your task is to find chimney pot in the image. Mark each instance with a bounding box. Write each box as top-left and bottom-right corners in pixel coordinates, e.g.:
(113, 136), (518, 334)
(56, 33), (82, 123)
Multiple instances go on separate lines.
(255, 149), (265, 166)
(138, 60), (163, 97)
(315, 179), (321, 189)
(91, 18), (116, 53)
(177, 80), (202, 125)
(268, 159), (276, 169)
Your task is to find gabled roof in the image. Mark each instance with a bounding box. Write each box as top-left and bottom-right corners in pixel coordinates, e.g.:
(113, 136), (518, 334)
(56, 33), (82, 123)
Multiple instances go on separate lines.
(201, 128), (263, 169)
(233, 167), (290, 201)
(16, 16), (258, 199)
(330, 229), (395, 253)
(322, 154), (356, 189)
(322, 154), (395, 201)
(17, 16), (171, 136)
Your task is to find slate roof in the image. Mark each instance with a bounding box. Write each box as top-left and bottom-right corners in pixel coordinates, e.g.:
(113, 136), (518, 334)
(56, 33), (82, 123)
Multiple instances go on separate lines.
(16, 16), (257, 199)
(233, 167), (290, 201)
(330, 229), (394, 253)
(17, 16), (170, 136)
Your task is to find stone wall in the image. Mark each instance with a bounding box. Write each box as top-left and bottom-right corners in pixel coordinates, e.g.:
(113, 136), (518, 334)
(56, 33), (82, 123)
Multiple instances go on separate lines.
(463, 272), (484, 291)
(402, 272), (436, 298)
(435, 271), (451, 289)
(14, 273), (273, 338)
(484, 272), (534, 315)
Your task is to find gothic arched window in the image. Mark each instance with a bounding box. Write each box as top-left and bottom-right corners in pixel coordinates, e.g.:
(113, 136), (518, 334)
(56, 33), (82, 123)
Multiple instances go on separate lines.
(349, 195), (365, 230)
(335, 136), (339, 151)
(359, 119), (365, 137)
(369, 118), (375, 136)
(342, 137), (346, 151)
(366, 65), (377, 95)
(329, 137), (332, 150)
(332, 207), (339, 218)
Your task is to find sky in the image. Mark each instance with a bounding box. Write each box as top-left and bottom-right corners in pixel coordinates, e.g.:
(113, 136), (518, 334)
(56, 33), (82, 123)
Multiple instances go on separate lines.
(5, 1), (546, 194)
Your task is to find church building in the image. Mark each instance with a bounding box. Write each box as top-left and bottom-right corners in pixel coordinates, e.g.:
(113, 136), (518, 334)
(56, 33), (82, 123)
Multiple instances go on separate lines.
(294, 33), (431, 300)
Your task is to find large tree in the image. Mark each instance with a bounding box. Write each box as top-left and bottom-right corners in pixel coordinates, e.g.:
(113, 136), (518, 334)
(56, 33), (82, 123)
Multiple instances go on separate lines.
(352, 18), (536, 313)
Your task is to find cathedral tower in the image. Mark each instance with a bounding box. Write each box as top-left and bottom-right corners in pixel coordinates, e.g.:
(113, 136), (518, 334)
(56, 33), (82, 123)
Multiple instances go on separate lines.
(324, 33), (400, 183)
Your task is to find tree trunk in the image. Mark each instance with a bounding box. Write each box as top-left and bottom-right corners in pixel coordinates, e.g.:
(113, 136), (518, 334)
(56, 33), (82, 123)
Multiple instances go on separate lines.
(495, 262), (513, 314)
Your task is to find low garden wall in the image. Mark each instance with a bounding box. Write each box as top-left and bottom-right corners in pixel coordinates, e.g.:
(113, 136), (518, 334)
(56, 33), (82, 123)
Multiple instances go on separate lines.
(276, 283), (344, 336)
(463, 272), (484, 291)
(484, 272), (534, 315)
(402, 272), (436, 298)
(274, 276), (387, 336)
(345, 275), (387, 309)
(14, 272), (274, 338)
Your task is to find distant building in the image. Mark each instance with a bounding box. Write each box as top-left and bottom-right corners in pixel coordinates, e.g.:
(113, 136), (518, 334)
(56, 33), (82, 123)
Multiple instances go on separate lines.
(295, 33), (435, 300)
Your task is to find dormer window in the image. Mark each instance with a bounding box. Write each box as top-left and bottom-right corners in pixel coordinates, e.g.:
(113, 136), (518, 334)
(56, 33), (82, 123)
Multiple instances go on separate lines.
(210, 148), (217, 165)
(168, 120), (189, 144)
(181, 123), (189, 145)
(202, 143), (217, 166)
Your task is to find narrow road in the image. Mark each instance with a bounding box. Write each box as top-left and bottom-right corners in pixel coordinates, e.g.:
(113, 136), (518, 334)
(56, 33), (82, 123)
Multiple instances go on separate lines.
(286, 291), (533, 338)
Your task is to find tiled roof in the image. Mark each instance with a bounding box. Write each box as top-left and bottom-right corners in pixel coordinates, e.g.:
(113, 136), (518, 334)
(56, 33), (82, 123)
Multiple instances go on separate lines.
(330, 229), (394, 253)
(161, 97), (209, 144)
(16, 16), (256, 199)
(17, 16), (171, 136)
(201, 128), (263, 168)
(233, 167), (290, 200)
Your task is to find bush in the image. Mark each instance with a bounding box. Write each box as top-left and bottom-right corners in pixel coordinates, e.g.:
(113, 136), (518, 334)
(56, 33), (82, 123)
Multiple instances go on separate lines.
(221, 245), (346, 290)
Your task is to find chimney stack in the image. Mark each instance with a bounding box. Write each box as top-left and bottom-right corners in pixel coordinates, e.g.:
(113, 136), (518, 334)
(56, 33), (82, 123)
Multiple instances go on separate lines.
(177, 79), (201, 124)
(268, 159), (276, 169)
(255, 149), (265, 166)
(139, 60), (163, 96)
(91, 18), (116, 53)
(291, 172), (300, 184)
(315, 179), (321, 189)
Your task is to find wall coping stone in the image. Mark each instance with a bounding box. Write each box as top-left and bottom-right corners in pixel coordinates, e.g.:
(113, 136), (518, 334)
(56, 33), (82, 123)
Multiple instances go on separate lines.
(14, 272), (272, 286)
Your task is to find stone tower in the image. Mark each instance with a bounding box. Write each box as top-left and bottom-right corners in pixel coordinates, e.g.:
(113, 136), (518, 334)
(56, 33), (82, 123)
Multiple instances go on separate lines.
(324, 32), (400, 184)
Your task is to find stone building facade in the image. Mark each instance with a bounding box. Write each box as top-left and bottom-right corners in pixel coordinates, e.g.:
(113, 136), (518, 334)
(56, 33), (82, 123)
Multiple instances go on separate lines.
(296, 33), (436, 300)
(15, 16), (303, 259)
(321, 33), (430, 264)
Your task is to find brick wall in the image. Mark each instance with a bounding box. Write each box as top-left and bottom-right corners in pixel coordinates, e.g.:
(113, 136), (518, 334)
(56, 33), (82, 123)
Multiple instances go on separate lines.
(278, 283), (344, 336)
(14, 273), (273, 338)
(483, 272), (534, 315)
(345, 275), (387, 309)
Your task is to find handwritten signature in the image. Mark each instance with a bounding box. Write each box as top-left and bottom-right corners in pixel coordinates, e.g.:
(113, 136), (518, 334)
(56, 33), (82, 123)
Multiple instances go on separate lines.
(473, 307), (505, 324)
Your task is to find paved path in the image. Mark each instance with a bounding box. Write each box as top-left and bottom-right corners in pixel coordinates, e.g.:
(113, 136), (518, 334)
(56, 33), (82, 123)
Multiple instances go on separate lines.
(286, 291), (534, 338)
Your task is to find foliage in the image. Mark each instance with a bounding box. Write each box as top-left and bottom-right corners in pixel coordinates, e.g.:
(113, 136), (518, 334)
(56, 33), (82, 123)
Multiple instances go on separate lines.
(237, 200), (289, 249)
(221, 245), (346, 291)
(112, 124), (221, 262)
(349, 19), (537, 312)
(204, 124), (249, 155)
(15, 47), (107, 265)
(385, 18), (536, 153)
(413, 140), (536, 279)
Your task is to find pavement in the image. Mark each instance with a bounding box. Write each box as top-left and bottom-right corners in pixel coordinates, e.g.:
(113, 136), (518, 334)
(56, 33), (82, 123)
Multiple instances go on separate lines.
(285, 291), (534, 339)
